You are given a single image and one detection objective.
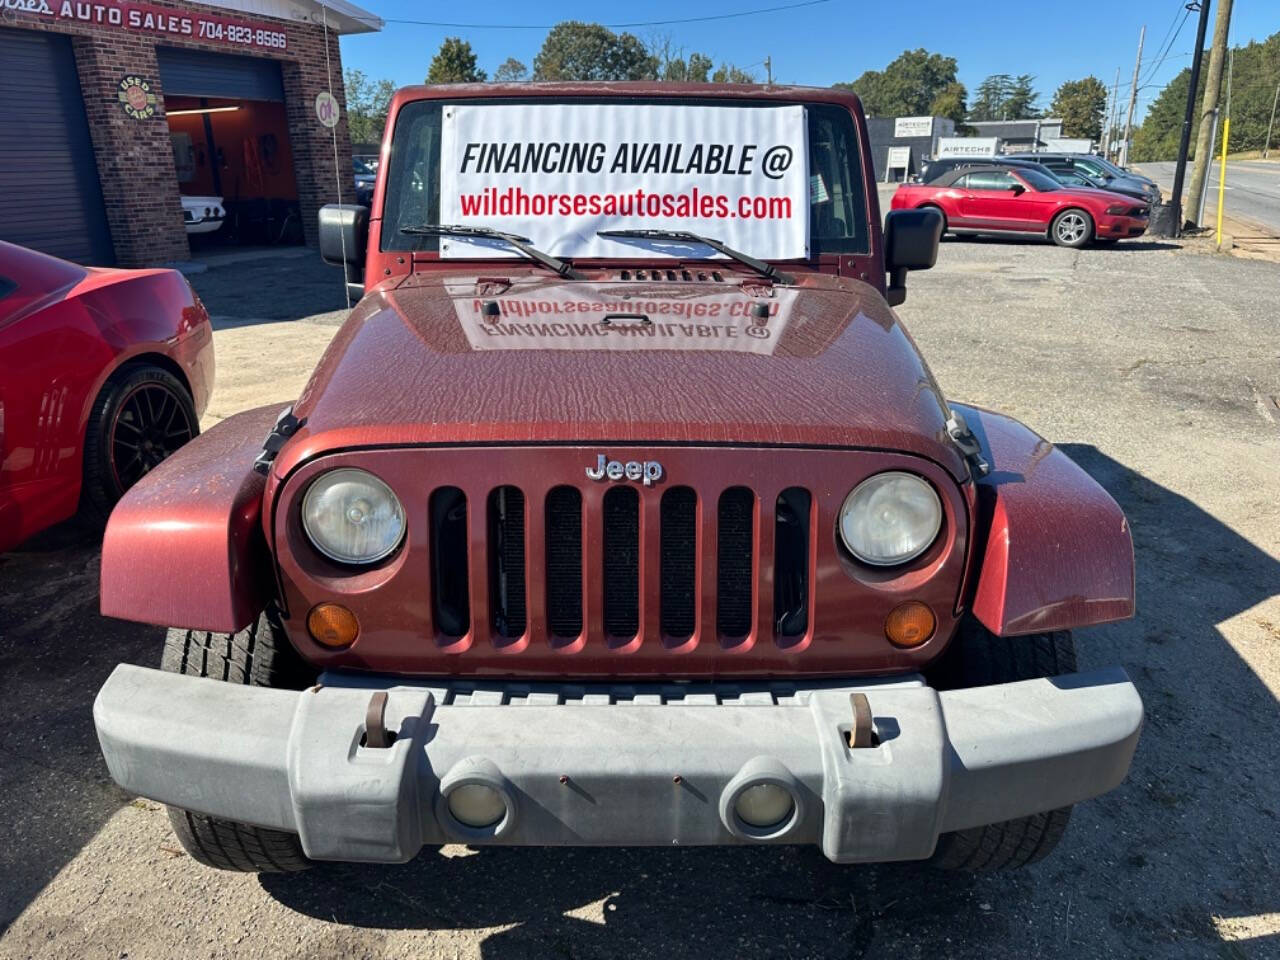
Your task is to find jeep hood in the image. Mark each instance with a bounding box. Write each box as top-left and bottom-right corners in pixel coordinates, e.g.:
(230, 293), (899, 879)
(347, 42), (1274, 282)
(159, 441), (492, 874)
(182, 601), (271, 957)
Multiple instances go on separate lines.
(279, 271), (966, 480)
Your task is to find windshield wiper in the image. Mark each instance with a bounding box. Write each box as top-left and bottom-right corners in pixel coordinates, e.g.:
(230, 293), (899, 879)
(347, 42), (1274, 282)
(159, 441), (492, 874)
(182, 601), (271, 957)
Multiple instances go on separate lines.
(597, 228), (795, 285)
(401, 224), (584, 280)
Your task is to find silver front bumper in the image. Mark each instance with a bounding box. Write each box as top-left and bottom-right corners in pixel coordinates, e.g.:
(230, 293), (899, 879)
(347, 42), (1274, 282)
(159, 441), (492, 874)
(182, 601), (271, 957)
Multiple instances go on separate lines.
(94, 665), (1142, 864)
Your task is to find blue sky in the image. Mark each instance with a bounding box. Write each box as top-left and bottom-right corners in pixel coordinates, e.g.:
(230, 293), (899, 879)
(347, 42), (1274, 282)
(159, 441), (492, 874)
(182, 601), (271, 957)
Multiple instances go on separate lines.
(339, 0), (1276, 123)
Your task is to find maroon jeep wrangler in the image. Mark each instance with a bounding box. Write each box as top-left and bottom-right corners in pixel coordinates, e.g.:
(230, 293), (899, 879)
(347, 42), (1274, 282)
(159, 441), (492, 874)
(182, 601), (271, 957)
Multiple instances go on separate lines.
(93, 83), (1141, 874)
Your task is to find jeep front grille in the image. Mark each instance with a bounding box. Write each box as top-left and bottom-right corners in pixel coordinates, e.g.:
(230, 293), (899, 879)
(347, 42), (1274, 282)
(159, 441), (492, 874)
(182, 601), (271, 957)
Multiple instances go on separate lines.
(430, 481), (814, 647)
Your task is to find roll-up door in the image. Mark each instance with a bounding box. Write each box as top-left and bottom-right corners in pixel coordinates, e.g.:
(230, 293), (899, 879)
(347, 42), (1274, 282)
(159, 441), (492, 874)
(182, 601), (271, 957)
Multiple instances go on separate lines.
(156, 47), (285, 101)
(0, 29), (114, 265)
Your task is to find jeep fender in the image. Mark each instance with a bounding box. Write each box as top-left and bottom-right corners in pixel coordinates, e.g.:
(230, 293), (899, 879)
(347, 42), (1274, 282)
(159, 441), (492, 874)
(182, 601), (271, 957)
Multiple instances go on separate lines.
(952, 403), (1134, 636)
(101, 405), (278, 633)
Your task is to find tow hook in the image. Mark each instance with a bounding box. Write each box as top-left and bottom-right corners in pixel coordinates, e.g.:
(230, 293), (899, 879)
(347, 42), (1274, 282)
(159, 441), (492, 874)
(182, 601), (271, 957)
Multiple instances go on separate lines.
(847, 692), (876, 748)
(946, 410), (990, 478)
(364, 691), (394, 748)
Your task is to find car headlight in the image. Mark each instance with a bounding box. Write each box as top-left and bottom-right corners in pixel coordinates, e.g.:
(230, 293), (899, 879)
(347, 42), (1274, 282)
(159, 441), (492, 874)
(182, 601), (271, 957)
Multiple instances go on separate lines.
(1106, 204), (1131, 215)
(838, 471), (942, 566)
(302, 467), (405, 564)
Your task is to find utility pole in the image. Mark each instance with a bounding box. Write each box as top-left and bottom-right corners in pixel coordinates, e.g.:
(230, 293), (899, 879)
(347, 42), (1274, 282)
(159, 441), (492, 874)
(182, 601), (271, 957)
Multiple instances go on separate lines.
(1265, 81), (1279, 158)
(1121, 25), (1145, 167)
(1170, 0), (1213, 234)
(1107, 68), (1121, 158)
(764, 56), (772, 85)
(1187, 0), (1233, 227)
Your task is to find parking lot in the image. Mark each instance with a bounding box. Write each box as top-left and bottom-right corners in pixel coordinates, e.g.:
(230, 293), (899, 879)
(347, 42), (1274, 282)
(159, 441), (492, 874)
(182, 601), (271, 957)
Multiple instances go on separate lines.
(2, 234), (1278, 959)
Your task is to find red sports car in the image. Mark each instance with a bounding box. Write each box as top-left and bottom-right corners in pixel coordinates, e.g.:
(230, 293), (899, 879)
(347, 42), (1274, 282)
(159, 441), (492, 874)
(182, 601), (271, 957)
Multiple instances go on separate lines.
(891, 163), (1150, 247)
(0, 242), (214, 553)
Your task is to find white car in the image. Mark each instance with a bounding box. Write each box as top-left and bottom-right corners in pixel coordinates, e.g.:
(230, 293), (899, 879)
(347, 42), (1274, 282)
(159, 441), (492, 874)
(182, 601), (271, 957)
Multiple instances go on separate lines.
(181, 196), (225, 235)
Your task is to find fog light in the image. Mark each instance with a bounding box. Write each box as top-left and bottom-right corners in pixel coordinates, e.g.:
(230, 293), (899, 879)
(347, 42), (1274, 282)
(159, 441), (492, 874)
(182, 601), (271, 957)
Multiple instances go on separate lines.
(307, 603), (359, 648)
(734, 782), (795, 828)
(447, 783), (507, 828)
(884, 601), (936, 648)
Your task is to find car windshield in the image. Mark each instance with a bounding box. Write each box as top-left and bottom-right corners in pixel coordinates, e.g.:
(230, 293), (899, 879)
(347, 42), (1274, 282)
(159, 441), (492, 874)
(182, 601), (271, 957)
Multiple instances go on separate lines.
(353, 157), (375, 176)
(1014, 167), (1062, 192)
(379, 98), (870, 259)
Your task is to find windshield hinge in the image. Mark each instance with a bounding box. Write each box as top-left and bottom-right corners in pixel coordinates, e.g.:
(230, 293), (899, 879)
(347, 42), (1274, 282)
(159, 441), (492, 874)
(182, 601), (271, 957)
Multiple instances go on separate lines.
(253, 406), (307, 476)
(946, 410), (989, 478)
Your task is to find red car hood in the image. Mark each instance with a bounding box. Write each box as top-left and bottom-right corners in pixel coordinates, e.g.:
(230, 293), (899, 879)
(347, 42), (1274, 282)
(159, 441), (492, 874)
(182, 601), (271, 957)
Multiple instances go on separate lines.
(277, 269), (966, 480)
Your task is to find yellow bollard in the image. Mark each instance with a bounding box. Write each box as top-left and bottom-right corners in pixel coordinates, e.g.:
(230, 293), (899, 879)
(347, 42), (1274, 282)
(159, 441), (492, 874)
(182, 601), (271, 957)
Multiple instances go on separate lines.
(1215, 116), (1230, 247)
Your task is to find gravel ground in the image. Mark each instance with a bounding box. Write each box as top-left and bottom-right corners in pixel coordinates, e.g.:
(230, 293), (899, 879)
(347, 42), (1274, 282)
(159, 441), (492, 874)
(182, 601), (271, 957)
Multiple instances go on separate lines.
(1, 236), (1278, 959)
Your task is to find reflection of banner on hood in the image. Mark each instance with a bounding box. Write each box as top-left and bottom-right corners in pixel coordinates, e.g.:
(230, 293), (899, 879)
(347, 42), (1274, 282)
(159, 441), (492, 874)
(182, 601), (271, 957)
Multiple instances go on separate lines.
(439, 103), (809, 261)
(456, 288), (797, 354)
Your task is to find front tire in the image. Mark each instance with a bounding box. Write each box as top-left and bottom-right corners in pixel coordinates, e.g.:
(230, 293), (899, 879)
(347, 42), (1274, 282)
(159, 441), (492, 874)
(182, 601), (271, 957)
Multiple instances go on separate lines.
(1050, 208), (1093, 248)
(159, 606), (314, 872)
(81, 364), (197, 524)
(927, 618), (1077, 871)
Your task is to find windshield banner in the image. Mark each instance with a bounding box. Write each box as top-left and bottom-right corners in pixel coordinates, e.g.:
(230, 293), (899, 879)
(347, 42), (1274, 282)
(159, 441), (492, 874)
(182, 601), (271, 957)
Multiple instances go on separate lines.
(438, 103), (809, 261)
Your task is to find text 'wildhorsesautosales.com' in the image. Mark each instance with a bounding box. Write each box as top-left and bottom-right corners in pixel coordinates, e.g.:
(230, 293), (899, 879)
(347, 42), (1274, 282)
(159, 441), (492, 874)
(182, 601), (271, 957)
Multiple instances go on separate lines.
(439, 104), (809, 260)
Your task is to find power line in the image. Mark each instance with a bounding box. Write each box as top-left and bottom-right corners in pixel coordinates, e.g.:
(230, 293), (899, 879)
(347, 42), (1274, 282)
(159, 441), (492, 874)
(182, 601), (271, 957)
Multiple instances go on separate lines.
(328, 0), (833, 30)
(1140, 6), (1192, 86)
(1141, 0), (1188, 84)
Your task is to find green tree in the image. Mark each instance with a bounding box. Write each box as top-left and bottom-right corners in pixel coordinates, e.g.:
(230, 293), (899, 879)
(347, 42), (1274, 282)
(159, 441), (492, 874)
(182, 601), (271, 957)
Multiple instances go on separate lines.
(1050, 76), (1108, 139)
(427, 37), (486, 84)
(711, 62), (757, 84)
(835, 49), (960, 117)
(929, 81), (970, 130)
(970, 73), (1039, 120)
(1006, 74), (1040, 118)
(492, 58), (528, 83)
(343, 68), (395, 148)
(1133, 29), (1280, 161)
(532, 22), (657, 81)
(662, 51), (714, 83)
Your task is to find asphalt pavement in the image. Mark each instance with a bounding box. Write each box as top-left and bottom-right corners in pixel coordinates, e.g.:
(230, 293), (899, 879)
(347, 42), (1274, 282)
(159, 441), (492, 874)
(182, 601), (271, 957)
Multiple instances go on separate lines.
(2, 237), (1279, 959)
(1139, 159), (1280, 235)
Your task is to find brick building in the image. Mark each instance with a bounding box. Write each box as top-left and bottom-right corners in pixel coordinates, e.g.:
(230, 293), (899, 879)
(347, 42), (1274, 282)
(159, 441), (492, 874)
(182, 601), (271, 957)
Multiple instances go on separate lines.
(0, 0), (381, 265)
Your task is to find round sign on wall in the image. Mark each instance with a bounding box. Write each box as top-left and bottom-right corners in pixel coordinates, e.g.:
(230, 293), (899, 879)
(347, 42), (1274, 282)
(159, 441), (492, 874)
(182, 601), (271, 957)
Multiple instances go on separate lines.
(315, 91), (340, 129)
(117, 76), (157, 120)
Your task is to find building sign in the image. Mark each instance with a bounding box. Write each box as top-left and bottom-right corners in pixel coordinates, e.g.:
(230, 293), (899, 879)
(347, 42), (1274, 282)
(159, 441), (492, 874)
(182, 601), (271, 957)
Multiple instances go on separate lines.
(315, 91), (339, 128)
(1045, 138), (1092, 154)
(117, 74), (157, 119)
(886, 146), (911, 169)
(893, 116), (933, 139)
(936, 137), (1001, 159)
(439, 103), (810, 261)
(5, 0), (288, 51)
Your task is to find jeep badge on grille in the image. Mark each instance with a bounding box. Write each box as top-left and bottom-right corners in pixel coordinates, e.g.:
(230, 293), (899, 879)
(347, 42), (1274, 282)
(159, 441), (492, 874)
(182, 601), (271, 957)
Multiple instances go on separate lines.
(585, 454), (663, 486)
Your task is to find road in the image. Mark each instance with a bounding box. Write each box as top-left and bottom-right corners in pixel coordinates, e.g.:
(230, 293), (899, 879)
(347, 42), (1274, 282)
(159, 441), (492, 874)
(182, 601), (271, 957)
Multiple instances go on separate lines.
(3, 241), (1280, 959)
(1139, 159), (1280, 235)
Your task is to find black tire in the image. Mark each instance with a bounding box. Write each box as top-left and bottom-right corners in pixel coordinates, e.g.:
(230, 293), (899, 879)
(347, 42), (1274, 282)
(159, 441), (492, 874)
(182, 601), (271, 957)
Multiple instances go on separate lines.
(81, 364), (198, 525)
(1049, 208), (1094, 248)
(927, 618), (1076, 871)
(159, 606), (315, 872)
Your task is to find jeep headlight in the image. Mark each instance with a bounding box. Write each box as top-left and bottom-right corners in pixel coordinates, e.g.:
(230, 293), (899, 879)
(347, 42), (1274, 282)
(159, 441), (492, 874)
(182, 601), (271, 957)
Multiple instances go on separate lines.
(838, 472), (942, 566)
(302, 468), (405, 564)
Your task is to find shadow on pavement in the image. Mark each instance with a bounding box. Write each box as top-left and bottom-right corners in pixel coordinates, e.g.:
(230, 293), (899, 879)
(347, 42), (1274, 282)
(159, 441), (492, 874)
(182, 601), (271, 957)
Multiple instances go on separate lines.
(187, 250), (349, 325)
(0, 525), (165, 935)
(943, 235), (1180, 252)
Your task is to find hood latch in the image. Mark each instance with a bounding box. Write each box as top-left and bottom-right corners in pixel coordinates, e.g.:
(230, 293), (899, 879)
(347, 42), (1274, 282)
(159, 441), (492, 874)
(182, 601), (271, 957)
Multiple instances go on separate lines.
(946, 410), (990, 478)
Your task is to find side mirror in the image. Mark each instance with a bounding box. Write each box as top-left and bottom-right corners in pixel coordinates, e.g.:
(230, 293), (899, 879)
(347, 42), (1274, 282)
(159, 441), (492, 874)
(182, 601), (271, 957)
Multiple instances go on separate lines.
(883, 207), (943, 307)
(1010, 183), (1025, 195)
(319, 204), (369, 302)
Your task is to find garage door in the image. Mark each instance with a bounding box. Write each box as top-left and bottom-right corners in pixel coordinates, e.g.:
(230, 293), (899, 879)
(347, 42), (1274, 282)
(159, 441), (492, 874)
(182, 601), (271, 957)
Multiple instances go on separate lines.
(0, 29), (114, 265)
(156, 47), (285, 101)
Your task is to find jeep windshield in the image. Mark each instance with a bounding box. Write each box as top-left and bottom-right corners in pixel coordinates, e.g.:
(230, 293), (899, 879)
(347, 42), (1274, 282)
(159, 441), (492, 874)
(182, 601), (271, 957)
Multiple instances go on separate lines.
(379, 98), (870, 263)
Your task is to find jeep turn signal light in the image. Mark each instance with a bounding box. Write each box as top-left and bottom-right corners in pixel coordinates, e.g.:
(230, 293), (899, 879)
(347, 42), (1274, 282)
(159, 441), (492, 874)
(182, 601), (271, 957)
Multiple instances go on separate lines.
(308, 603), (359, 648)
(884, 601), (936, 648)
